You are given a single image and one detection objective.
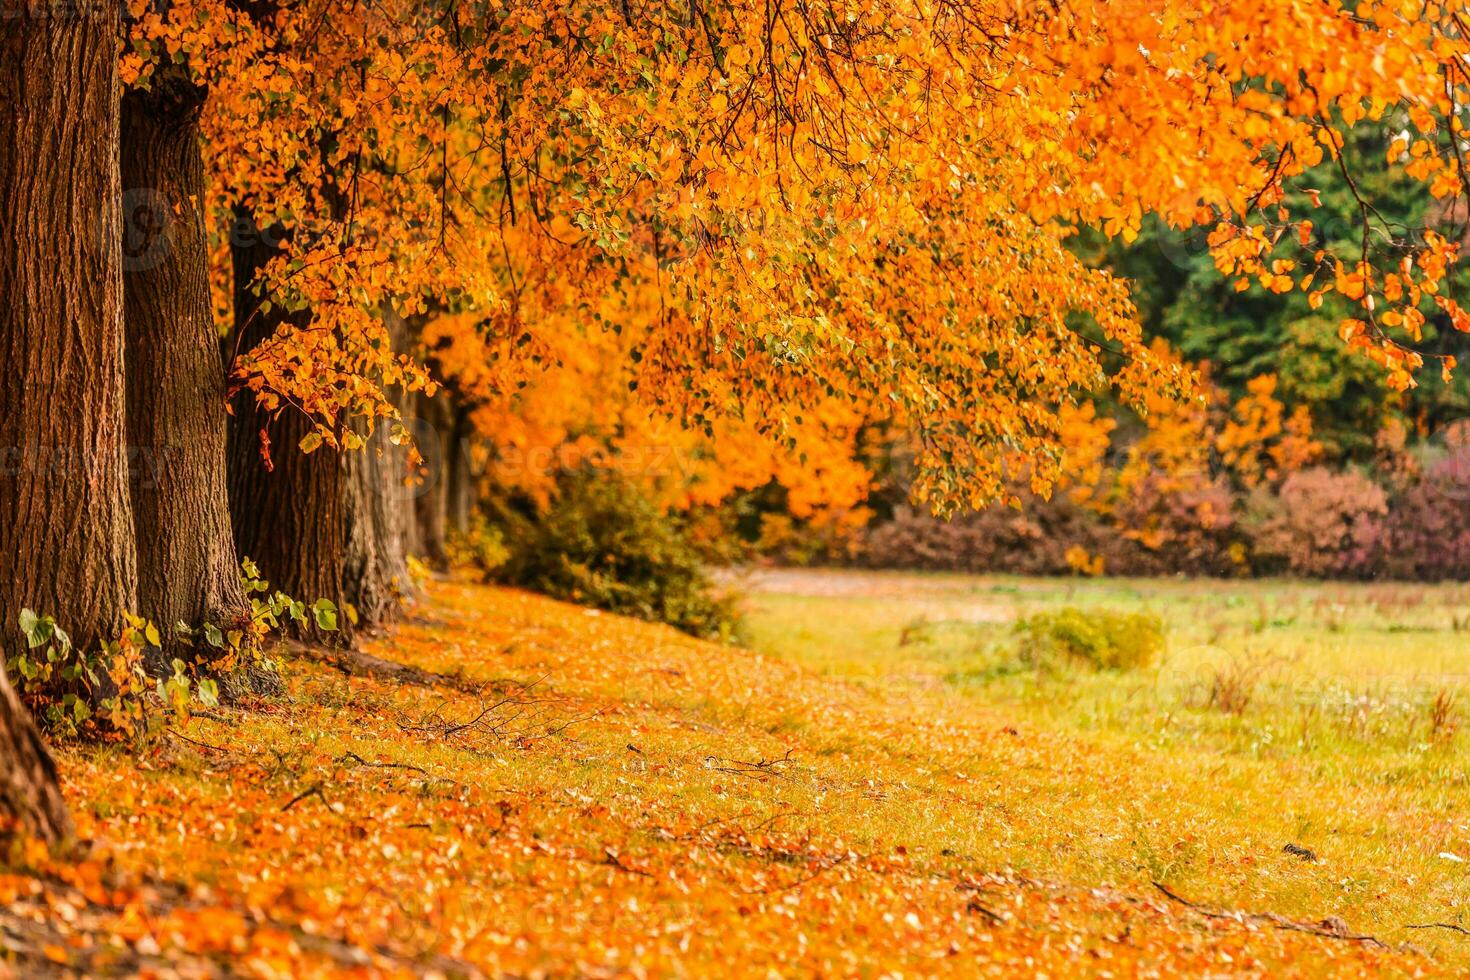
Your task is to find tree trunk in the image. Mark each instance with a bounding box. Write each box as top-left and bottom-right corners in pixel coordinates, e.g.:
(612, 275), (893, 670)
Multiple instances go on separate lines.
(344, 427), (410, 628)
(445, 404), (478, 535)
(225, 214), (350, 642)
(121, 73), (248, 648)
(0, 0), (127, 843)
(0, 669), (71, 845)
(413, 390), (453, 569)
(342, 309), (415, 628)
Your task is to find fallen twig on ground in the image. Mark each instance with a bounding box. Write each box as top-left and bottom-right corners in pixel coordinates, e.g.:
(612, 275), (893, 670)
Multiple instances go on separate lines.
(1153, 882), (1391, 949)
(703, 748), (796, 781)
(335, 750), (427, 774)
(1406, 922), (1470, 937)
(282, 782), (326, 812)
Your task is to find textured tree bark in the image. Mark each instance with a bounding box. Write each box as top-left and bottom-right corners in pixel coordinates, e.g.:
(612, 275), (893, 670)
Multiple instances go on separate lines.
(225, 213), (351, 643)
(342, 308), (415, 629)
(413, 389), (454, 570)
(402, 484), (424, 562)
(121, 72), (248, 647)
(344, 426), (413, 627)
(445, 404), (478, 536)
(0, 671), (71, 845)
(0, 0), (126, 843)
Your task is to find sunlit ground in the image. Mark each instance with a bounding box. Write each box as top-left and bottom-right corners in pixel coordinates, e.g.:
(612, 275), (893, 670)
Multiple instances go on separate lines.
(739, 568), (1470, 965)
(15, 572), (1467, 975)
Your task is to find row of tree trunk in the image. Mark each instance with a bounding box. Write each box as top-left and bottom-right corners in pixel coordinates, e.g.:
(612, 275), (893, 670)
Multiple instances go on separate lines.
(0, 6), (473, 845)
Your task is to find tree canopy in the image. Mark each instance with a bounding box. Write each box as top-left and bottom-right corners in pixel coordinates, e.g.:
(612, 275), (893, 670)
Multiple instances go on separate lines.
(119, 0), (1470, 511)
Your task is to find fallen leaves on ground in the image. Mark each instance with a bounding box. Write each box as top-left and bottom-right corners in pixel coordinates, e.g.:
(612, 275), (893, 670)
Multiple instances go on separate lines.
(0, 579), (1437, 976)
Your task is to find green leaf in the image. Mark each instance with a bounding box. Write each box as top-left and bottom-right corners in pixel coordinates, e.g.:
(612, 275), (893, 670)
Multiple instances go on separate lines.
(299, 431), (324, 454)
(203, 623), (225, 649)
(197, 678), (219, 708)
(311, 598), (338, 632)
(21, 610), (53, 649)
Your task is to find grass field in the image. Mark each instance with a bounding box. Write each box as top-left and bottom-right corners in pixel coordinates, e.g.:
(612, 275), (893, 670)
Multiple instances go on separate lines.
(739, 569), (1470, 966)
(9, 571), (1470, 975)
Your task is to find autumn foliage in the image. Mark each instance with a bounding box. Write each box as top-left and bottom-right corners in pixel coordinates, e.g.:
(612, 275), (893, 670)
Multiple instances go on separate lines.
(112, 0), (1470, 516)
(11, 0), (1470, 972)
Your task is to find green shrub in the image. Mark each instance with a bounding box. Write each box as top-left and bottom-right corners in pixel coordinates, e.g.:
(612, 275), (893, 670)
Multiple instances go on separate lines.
(488, 469), (739, 639)
(1013, 607), (1164, 671)
(447, 513), (510, 574)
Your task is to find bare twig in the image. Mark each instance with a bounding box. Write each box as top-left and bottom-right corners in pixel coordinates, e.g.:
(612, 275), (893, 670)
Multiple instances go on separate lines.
(281, 783), (325, 812)
(1152, 882), (1391, 949)
(397, 675), (577, 747)
(1407, 922), (1470, 937)
(335, 751), (426, 774)
(167, 730), (230, 755)
(704, 748), (796, 781)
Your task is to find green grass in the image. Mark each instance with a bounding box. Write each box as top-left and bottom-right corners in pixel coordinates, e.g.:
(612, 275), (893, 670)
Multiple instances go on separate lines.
(737, 568), (1470, 959)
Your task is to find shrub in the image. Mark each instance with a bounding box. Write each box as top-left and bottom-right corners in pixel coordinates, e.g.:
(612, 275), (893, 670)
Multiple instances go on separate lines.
(855, 460), (1470, 583)
(858, 506), (994, 572)
(1381, 456), (1470, 581)
(1012, 607), (1165, 671)
(1246, 467), (1388, 578)
(1106, 473), (1245, 577)
(448, 513), (511, 575)
(859, 495), (1131, 575)
(489, 469), (739, 639)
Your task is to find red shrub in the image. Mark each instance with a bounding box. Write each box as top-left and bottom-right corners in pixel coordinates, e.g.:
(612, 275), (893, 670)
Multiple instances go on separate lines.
(1247, 468), (1388, 578)
(1383, 457), (1470, 581)
(1106, 473), (1243, 576)
(859, 495), (1131, 575)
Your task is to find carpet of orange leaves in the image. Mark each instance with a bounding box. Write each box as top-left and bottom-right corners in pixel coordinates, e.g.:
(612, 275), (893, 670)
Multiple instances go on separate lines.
(0, 580), (1436, 976)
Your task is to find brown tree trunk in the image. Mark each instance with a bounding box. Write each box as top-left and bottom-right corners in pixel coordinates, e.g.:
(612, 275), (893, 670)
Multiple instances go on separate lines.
(402, 487), (425, 562)
(0, 672), (70, 844)
(413, 389), (453, 570)
(342, 308), (415, 628)
(0, 1), (127, 843)
(225, 214), (350, 642)
(121, 73), (248, 648)
(344, 426), (415, 626)
(445, 404), (478, 535)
